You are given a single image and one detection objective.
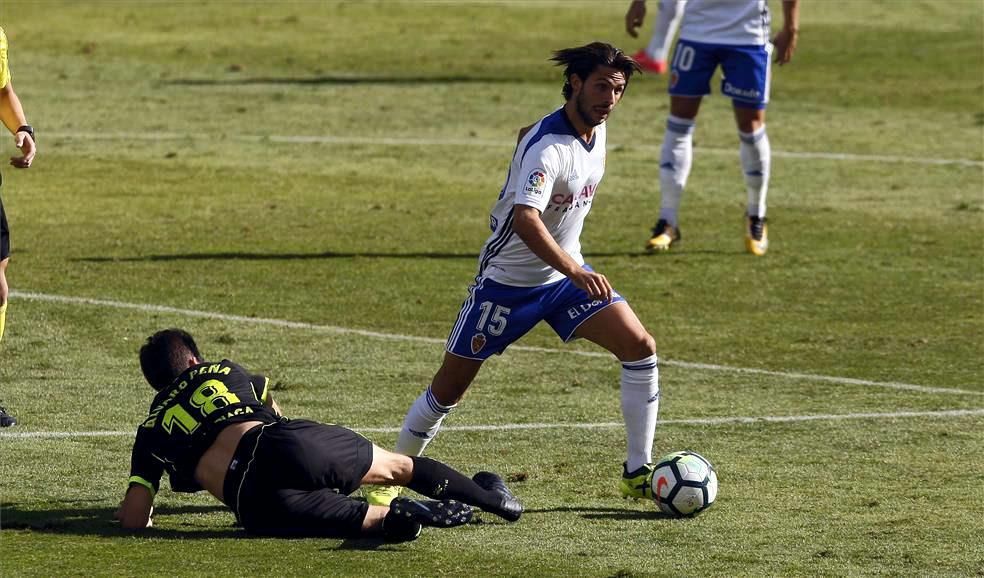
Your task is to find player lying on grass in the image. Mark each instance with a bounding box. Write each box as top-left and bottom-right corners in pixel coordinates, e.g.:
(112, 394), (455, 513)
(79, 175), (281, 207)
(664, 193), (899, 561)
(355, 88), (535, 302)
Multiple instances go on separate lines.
(116, 329), (522, 541)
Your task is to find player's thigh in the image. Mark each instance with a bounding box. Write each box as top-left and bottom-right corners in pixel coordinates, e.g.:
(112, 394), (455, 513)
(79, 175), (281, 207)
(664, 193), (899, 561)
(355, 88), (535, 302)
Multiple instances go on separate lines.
(261, 420), (374, 495)
(570, 302), (656, 362)
(0, 193), (10, 264)
(0, 258), (8, 303)
(668, 39), (720, 99)
(445, 278), (547, 361)
(542, 267), (626, 342)
(362, 444), (414, 486)
(719, 43), (771, 110)
(245, 487), (370, 538)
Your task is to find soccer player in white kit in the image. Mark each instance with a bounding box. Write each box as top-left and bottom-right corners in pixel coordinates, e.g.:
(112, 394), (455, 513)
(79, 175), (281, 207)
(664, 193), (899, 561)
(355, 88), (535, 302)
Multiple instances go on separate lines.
(626, 0), (687, 74)
(367, 43), (663, 505)
(626, 0), (800, 255)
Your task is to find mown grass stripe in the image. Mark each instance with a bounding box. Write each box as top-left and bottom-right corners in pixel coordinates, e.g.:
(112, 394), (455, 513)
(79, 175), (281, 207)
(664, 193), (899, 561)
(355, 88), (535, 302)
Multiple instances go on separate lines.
(3, 408), (983, 440)
(13, 290), (982, 397)
(46, 131), (984, 168)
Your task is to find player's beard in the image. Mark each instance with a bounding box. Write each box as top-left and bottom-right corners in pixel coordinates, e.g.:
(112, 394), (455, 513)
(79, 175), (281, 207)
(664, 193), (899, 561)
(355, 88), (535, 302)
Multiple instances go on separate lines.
(574, 90), (607, 127)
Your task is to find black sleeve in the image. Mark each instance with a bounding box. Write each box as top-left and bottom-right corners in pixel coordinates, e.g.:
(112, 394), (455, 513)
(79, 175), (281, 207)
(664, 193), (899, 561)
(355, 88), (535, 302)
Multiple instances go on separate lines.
(128, 427), (164, 496)
(223, 360), (270, 404)
(250, 373), (270, 404)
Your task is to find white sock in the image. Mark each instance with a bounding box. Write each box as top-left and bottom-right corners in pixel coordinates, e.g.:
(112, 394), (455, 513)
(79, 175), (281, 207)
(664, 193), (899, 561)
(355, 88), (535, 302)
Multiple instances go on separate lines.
(646, 0), (685, 61)
(658, 115), (695, 226)
(621, 354), (660, 472)
(395, 386), (456, 456)
(739, 125), (771, 219)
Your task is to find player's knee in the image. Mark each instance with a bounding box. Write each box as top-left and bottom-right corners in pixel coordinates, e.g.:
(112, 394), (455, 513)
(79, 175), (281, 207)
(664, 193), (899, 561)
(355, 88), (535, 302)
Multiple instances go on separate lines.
(625, 332), (657, 361)
(365, 446), (414, 485)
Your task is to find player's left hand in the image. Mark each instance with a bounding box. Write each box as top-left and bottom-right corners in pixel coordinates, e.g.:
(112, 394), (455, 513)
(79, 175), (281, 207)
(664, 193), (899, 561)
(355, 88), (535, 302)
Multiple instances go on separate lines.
(772, 27), (799, 65)
(10, 130), (35, 168)
(572, 268), (613, 303)
(625, 0), (647, 38)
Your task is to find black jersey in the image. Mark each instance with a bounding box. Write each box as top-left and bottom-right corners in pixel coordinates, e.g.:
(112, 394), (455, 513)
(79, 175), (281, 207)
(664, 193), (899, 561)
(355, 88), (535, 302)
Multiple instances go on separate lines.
(128, 359), (280, 495)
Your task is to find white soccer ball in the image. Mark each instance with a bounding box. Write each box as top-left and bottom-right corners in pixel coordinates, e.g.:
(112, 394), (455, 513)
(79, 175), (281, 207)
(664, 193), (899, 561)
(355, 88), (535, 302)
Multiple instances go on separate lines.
(651, 450), (718, 517)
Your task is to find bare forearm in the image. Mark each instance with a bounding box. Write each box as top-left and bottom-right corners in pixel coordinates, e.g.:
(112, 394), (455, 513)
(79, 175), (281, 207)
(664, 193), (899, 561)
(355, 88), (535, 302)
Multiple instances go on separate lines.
(116, 485), (154, 530)
(0, 85), (28, 134)
(265, 393), (282, 417)
(512, 208), (581, 278)
(782, 0), (800, 33)
(511, 205), (612, 301)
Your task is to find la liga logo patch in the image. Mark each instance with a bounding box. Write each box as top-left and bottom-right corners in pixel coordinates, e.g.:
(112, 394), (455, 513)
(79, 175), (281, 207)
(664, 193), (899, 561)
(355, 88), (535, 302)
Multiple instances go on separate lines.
(524, 169), (547, 196)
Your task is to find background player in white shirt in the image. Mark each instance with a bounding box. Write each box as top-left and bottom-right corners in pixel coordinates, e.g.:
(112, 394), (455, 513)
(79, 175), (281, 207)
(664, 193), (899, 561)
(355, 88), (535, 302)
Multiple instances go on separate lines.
(368, 43), (663, 505)
(626, 0), (799, 255)
(626, 0), (687, 74)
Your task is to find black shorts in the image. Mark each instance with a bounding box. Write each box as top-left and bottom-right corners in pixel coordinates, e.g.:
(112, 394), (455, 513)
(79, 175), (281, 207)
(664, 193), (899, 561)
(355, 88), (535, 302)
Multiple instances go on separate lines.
(1, 191), (9, 261)
(223, 419), (374, 538)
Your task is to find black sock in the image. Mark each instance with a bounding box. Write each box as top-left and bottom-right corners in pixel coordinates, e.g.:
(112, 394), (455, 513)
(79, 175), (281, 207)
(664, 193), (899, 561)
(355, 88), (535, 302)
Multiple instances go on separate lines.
(407, 456), (501, 511)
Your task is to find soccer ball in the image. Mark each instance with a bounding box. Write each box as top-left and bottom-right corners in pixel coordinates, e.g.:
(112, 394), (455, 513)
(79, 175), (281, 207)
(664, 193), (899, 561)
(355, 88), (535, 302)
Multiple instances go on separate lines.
(651, 450), (718, 517)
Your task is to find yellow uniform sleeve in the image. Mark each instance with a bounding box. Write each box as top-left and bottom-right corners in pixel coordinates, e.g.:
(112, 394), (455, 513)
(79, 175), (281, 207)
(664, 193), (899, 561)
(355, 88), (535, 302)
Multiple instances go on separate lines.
(0, 27), (10, 89)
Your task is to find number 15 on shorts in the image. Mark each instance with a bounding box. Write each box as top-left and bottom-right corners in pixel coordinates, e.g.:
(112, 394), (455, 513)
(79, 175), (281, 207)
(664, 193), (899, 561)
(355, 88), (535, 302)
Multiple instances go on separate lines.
(476, 301), (510, 336)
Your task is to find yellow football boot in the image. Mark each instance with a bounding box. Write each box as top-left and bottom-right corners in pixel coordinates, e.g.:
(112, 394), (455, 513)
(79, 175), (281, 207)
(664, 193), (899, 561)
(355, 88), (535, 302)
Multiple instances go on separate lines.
(645, 219), (680, 253)
(619, 462), (656, 500)
(745, 215), (769, 256)
(365, 485), (403, 507)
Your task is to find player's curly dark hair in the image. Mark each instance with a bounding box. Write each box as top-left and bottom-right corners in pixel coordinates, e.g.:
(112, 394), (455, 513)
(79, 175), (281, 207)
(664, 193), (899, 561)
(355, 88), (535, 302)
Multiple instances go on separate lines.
(552, 42), (641, 100)
(139, 329), (203, 391)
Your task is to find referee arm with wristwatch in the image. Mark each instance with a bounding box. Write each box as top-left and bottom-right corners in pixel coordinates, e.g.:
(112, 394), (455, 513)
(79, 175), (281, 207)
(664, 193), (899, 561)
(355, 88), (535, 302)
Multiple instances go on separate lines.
(0, 28), (34, 169)
(0, 89), (34, 170)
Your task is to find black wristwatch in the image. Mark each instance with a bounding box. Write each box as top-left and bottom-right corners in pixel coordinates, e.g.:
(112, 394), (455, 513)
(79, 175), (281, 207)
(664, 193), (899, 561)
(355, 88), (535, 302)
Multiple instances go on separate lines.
(17, 124), (34, 141)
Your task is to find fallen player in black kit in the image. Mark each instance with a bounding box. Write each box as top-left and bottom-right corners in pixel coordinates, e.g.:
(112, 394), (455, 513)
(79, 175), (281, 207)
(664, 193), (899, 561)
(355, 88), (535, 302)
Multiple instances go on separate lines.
(116, 329), (522, 541)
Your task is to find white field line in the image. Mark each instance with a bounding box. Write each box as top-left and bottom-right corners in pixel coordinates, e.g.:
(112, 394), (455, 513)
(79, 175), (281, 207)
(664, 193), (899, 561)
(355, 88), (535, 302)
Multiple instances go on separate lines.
(3, 408), (983, 441)
(47, 131), (984, 168)
(11, 291), (984, 397)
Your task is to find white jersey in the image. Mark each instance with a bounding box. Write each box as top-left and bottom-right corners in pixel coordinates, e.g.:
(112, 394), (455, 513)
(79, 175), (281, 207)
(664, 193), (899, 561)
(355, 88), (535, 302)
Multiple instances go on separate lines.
(476, 108), (606, 287)
(678, 0), (772, 46)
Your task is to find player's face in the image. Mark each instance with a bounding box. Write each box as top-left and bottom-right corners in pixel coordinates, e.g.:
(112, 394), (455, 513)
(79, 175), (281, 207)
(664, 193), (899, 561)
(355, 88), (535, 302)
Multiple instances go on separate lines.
(573, 66), (627, 127)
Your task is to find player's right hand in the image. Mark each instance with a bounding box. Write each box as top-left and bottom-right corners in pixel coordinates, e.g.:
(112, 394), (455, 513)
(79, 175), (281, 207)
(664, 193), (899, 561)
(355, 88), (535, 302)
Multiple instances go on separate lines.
(572, 269), (613, 303)
(10, 131), (35, 168)
(625, 0), (647, 38)
(772, 27), (799, 65)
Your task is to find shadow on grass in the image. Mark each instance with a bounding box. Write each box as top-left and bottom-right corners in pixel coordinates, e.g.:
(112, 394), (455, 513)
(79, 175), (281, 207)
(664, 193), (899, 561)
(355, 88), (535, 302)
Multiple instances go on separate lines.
(525, 506), (672, 521)
(328, 514), (499, 551)
(165, 74), (521, 87)
(76, 250), (674, 263)
(1, 500), (243, 539)
(77, 251), (478, 262)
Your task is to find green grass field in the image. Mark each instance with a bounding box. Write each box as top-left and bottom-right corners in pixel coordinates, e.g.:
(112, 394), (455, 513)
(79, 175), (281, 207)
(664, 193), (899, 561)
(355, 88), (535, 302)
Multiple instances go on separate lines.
(1, 1), (982, 575)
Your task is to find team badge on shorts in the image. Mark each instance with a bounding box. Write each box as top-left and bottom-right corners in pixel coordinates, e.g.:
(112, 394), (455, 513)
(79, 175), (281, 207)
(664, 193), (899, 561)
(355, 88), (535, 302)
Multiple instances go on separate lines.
(471, 333), (487, 355)
(525, 169), (546, 197)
